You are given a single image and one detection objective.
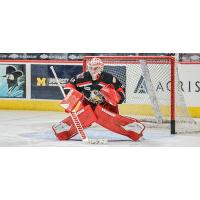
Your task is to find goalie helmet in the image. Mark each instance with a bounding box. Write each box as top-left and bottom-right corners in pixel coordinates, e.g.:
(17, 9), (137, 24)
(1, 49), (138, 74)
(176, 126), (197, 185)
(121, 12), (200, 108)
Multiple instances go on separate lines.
(88, 57), (104, 80)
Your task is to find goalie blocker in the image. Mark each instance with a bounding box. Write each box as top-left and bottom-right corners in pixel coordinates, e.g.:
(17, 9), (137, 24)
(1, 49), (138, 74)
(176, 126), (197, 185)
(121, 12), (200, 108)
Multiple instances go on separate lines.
(52, 86), (145, 141)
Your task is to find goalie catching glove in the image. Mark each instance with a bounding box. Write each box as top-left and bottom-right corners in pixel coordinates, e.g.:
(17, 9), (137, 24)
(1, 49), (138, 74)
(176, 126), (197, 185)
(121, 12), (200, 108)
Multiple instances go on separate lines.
(100, 84), (122, 106)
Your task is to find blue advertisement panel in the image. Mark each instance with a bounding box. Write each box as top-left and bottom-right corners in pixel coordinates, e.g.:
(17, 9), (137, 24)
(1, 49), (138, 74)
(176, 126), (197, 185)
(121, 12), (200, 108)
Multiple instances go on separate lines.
(31, 64), (82, 99)
(0, 64), (26, 98)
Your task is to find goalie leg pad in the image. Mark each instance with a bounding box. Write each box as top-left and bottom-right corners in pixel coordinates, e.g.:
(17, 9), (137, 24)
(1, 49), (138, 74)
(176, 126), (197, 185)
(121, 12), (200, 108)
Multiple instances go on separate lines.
(52, 120), (74, 140)
(94, 105), (145, 141)
(52, 104), (97, 140)
(103, 103), (119, 114)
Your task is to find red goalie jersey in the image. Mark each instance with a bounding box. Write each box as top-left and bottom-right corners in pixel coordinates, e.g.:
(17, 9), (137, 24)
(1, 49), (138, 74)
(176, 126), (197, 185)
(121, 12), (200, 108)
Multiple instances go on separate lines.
(52, 58), (145, 142)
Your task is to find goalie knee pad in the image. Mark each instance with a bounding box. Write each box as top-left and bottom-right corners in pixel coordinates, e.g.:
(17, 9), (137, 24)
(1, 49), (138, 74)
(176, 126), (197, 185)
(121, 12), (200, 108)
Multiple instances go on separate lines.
(102, 103), (119, 114)
(52, 104), (97, 140)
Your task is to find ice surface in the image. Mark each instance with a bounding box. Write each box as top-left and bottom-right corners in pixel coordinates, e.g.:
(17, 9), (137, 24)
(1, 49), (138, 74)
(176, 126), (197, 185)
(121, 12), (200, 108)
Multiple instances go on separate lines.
(0, 110), (200, 147)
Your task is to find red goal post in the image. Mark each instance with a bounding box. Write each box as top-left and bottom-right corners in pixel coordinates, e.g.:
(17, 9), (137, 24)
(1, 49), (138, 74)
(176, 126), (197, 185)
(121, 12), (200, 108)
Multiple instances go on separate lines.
(83, 56), (176, 134)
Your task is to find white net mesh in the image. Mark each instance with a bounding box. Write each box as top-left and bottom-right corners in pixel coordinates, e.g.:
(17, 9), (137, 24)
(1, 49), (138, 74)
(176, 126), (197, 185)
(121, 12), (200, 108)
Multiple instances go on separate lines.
(84, 56), (200, 134)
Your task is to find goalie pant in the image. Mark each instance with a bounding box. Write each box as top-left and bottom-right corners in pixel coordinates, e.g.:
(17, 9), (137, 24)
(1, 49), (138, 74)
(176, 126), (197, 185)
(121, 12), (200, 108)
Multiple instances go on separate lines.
(52, 102), (145, 141)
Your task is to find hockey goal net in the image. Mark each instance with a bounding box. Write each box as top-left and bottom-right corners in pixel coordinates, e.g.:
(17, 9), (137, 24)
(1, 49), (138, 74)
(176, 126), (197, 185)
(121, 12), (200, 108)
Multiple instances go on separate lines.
(83, 56), (200, 134)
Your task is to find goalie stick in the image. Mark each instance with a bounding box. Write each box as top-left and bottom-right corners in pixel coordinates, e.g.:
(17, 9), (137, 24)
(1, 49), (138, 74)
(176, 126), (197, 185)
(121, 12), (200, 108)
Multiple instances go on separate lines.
(50, 66), (107, 144)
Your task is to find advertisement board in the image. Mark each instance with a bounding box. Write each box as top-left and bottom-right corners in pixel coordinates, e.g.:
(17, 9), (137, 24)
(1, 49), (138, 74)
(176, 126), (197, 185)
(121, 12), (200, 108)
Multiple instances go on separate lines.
(0, 64), (26, 98)
(125, 63), (200, 107)
(31, 64), (82, 99)
(0, 53), (68, 60)
(177, 64), (200, 106)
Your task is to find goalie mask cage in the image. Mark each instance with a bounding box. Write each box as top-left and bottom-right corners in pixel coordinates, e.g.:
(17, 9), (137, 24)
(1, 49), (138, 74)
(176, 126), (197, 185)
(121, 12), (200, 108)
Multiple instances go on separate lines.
(83, 56), (199, 135)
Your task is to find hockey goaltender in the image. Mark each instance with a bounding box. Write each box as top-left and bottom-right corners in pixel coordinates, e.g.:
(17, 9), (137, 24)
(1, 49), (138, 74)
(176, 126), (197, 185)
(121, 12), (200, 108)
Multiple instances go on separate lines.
(52, 57), (145, 141)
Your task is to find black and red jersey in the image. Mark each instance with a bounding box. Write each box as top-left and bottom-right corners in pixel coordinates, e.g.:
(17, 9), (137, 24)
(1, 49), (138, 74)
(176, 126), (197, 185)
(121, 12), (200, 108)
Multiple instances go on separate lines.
(64, 71), (125, 104)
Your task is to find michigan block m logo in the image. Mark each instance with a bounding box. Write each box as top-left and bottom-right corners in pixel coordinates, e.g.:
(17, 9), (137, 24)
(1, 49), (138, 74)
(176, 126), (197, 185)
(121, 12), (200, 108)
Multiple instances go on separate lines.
(37, 77), (46, 86)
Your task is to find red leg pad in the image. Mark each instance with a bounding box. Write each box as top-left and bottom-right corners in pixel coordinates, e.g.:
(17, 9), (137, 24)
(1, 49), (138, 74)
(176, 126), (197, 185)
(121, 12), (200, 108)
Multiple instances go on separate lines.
(94, 105), (145, 141)
(102, 103), (119, 114)
(52, 104), (97, 140)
